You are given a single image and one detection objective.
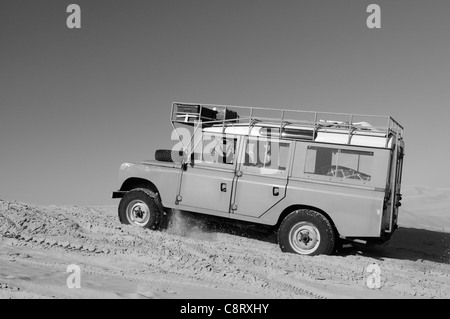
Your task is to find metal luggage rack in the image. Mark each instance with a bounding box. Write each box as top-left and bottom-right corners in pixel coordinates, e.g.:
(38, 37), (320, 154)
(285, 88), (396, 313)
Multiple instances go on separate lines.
(170, 102), (404, 146)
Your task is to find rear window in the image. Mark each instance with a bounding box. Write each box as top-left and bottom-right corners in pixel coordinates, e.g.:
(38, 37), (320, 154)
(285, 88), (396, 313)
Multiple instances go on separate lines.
(305, 146), (373, 182)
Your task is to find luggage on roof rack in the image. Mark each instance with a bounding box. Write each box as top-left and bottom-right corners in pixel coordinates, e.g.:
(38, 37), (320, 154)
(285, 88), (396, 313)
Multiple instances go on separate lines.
(174, 103), (217, 123)
(215, 108), (239, 123)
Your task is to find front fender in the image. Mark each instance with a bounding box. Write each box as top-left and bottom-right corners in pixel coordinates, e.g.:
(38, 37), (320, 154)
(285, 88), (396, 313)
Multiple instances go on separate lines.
(115, 161), (180, 207)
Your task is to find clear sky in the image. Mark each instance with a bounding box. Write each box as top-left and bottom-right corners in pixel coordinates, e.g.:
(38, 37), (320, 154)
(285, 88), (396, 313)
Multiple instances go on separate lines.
(1, 0), (449, 205)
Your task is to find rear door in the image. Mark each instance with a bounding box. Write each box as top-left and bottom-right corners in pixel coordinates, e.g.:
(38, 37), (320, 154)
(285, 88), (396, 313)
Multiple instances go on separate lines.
(231, 136), (292, 218)
(388, 141), (405, 232)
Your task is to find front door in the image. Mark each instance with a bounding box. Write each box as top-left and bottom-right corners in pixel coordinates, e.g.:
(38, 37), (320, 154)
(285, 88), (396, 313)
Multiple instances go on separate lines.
(177, 133), (240, 216)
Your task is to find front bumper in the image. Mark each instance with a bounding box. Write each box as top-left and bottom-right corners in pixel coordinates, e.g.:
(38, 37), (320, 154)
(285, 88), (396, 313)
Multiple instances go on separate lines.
(112, 191), (126, 199)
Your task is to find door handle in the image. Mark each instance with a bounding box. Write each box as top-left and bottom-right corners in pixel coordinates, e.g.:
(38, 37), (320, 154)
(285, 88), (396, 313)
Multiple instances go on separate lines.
(221, 183), (227, 192)
(273, 187), (280, 196)
(236, 171), (243, 178)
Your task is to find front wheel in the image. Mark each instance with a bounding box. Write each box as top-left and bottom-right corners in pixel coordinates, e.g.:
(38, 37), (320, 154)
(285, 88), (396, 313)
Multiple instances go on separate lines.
(118, 188), (162, 229)
(278, 209), (335, 256)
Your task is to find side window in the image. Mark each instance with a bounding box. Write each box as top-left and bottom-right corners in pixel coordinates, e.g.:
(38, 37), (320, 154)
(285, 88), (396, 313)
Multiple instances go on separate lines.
(305, 146), (373, 181)
(244, 137), (290, 171)
(196, 134), (237, 165)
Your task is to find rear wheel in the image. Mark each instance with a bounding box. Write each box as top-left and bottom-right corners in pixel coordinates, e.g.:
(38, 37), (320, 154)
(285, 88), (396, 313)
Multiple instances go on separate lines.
(118, 188), (162, 229)
(278, 209), (335, 256)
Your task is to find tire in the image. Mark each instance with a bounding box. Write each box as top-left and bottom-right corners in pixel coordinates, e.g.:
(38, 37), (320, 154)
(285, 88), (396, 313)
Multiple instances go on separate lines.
(118, 188), (162, 229)
(278, 209), (335, 256)
(155, 149), (184, 163)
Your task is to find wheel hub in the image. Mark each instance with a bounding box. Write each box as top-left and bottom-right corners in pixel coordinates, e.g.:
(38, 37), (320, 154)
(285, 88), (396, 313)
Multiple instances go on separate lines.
(126, 200), (151, 226)
(133, 206), (145, 219)
(289, 222), (321, 254)
(300, 231), (312, 244)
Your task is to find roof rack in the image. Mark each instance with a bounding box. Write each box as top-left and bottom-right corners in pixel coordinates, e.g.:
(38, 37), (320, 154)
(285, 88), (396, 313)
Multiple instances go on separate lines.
(170, 102), (404, 149)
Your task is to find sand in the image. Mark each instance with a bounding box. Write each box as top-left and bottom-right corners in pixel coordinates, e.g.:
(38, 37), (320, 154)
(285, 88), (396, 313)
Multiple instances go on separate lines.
(0, 186), (449, 299)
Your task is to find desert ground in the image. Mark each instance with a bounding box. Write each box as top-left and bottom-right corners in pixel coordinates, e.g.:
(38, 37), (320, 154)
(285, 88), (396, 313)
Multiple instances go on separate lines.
(0, 186), (449, 299)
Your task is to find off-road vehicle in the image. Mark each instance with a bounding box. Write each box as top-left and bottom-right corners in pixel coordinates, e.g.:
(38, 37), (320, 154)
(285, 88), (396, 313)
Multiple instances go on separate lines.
(112, 102), (405, 256)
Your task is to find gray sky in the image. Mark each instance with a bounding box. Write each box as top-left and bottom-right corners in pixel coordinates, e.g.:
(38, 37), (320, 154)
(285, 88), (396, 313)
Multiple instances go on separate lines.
(1, 0), (449, 205)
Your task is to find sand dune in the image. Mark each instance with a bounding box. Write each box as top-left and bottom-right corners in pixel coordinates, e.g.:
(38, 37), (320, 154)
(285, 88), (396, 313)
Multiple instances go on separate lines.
(400, 186), (450, 232)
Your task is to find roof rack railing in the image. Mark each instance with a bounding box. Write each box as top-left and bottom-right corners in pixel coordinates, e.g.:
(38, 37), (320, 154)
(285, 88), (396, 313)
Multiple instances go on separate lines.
(170, 102), (404, 148)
